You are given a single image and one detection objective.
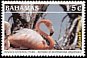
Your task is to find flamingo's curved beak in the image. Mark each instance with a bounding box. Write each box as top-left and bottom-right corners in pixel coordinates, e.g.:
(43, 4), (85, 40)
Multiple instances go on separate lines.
(49, 26), (54, 36)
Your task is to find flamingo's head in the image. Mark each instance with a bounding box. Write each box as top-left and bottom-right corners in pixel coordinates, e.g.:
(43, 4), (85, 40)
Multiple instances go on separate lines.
(35, 19), (54, 36)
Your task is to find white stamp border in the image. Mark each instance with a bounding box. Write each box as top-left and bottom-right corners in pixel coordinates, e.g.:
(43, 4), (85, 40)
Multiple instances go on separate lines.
(1, 1), (86, 56)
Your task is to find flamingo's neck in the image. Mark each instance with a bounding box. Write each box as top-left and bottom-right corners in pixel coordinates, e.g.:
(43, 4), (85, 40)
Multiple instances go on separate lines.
(36, 21), (48, 37)
(35, 20), (55, 49)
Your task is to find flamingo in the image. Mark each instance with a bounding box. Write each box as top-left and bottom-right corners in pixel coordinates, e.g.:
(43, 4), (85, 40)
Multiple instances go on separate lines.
(4, 21), (11, 50)
(6, 19), (55, 50)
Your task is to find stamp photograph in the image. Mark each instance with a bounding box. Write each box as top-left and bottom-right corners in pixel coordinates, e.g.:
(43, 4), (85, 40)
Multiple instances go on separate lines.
(1, 1), (85, 56)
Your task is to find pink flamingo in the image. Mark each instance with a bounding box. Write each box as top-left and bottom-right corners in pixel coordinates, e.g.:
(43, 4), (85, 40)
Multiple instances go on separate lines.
(7, 19), (55, 50)
(4, 21), (11, 50)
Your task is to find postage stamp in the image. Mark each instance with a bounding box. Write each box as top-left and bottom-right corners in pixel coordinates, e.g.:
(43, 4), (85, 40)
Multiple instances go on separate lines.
(1, 1), (85, 56)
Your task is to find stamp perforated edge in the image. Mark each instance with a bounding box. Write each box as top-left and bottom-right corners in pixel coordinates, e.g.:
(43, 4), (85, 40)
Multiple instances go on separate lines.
(1, 1), (86, 57)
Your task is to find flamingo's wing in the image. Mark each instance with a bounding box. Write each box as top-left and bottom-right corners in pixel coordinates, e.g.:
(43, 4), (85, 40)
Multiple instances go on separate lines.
(11, 28), (45, 49)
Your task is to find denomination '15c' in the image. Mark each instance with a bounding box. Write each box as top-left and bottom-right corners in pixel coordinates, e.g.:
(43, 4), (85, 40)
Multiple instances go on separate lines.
(66, 5), (82, 12)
